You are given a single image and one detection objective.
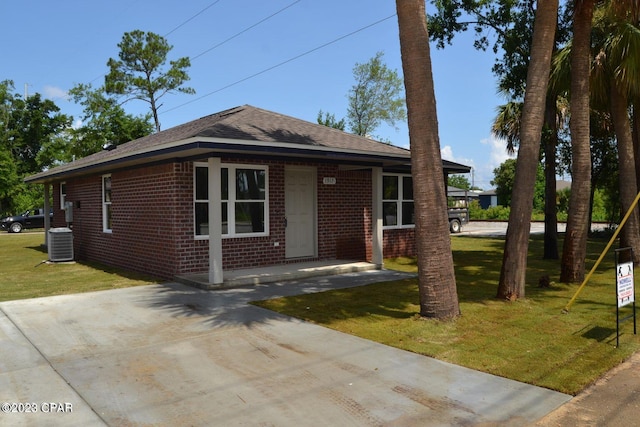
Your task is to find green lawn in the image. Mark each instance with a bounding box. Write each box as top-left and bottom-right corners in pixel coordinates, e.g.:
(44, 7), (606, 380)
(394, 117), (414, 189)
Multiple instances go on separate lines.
(0, 232), (159, 302)
(254, 234), (640, 395)
(3, 230), (638, 395)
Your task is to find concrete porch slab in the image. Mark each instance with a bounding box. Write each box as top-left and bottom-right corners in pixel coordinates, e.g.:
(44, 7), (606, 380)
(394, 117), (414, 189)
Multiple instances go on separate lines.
(175, 260), (380, 289)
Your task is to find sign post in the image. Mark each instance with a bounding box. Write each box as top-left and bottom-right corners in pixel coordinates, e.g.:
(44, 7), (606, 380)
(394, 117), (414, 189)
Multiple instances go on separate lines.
(615, 247), (636, 347)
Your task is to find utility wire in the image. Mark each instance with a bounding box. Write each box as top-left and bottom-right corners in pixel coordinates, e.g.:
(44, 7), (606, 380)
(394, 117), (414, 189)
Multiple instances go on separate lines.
(164, 0), (223, 37)
(89, 0), (223, 84)
(90, 0), (294, 90)
(191, 0), (302, 61)
(162, 13), (397, 114)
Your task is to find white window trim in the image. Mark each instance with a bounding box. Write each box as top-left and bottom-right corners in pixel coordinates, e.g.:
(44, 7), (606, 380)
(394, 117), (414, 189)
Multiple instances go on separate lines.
(194, 162), (269, 239)
(102, 174), (112, 233)
(382, 173), (415, 230)
(194, 165), (209, 239)
(60, 182), (66, 210)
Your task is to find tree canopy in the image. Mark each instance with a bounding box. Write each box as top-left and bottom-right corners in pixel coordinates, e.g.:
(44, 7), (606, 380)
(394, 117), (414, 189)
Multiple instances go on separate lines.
(69, 83), (154, 159)
(0, 30), (197, 215)
(316, 110), (345, 130)
(346, 51), (406, 138)
(105, 30), (195, 132)
(491, 158), (545, 210)
(0, 80), (71, 215)
(448, 174), (471, 190)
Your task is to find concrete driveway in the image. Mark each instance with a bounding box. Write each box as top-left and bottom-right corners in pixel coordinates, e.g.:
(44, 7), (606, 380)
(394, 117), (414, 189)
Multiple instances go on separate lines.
(0, 270), (570, 426)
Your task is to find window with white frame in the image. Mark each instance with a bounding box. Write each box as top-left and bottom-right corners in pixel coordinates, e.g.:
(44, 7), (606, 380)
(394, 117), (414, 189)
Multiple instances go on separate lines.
(194, 163), (268, 238)
(60, 182), (67, 209)
(383, 174), (414, 228)
(102, 175), (112, 232)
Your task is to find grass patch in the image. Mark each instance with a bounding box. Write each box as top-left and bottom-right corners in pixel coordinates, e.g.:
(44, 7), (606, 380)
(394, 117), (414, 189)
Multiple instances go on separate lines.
(0, 232), (159, 302)
(254, 234), (640, 395)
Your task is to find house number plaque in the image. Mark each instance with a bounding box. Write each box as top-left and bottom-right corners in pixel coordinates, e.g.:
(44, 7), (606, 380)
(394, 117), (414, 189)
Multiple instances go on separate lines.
(322, 177), (336, 185)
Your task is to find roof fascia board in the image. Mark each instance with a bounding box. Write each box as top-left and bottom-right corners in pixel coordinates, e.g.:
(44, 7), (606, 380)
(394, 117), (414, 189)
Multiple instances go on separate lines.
(188, 136), (410, 157)
(95, 136), (409, 161)
(25, 139), (410, 183)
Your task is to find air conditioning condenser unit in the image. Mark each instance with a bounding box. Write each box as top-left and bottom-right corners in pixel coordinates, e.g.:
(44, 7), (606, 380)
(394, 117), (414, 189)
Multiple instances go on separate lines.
(48, 227), (74, 262)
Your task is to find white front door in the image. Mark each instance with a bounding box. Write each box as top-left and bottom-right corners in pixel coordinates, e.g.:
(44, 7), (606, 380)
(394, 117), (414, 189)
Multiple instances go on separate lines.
(285, 167), (316, 258)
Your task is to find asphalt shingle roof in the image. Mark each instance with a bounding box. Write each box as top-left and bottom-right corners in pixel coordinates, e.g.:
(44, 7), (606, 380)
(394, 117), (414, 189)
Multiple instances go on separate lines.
(27, 105), (418, 183)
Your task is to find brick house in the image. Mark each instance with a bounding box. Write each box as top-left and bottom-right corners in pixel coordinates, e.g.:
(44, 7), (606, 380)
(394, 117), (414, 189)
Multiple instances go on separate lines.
(26, 105), (470, 284)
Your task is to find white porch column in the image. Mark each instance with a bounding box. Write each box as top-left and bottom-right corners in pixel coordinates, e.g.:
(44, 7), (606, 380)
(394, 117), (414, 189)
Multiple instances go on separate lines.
(208, 157), (224, 284)
(372, 167), (383, 267)
(43, 184), (50, 247)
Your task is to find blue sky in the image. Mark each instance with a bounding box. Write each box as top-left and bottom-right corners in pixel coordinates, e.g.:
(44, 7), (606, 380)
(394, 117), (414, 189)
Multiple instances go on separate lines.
(2, 0), (515, 190)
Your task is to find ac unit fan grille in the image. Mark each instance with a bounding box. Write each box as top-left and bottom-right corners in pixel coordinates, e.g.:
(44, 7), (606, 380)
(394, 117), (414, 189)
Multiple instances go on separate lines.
(48, 228), (74, 262)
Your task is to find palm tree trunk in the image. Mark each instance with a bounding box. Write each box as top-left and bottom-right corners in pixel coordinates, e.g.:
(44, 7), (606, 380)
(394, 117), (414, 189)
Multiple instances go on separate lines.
(396, 0), (459, 318)
(611, 82), (640, 262)
(497, 0), (558, 300)
(561, 0), (595, 283)
(633, 99), (640, 191)
(544, 95), (559, 259)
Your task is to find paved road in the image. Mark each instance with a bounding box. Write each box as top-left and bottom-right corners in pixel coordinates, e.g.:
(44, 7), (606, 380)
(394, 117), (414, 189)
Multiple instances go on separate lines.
(458, 221), (566, 237)
(0, 271), (570, 426)
(458, 221), (612, 237)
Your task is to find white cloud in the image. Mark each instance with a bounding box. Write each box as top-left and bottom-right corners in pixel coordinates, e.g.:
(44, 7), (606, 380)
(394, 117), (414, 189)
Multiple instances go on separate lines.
(440, 137), (518, 191)
(440, 145), (453, 160)
(43, 85), (68, 100)
(481, 135), (516, 168)
(440, 145), (483, 188)
(441, 145), (476, 170)
(474, 135), (516, 190)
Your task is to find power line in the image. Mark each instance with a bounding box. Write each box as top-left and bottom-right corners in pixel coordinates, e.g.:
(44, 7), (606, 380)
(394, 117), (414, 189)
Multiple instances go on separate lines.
(191, 0), (302, 62)
(88, 1), (224, 85)
(90, 0), (297, 89)
(162, 13), (397, 115)
(164, 0), (223, 37)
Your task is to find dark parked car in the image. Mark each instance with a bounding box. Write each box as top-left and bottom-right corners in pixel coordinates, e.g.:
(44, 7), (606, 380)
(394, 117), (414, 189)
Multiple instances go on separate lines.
(1, 209), (53, 233)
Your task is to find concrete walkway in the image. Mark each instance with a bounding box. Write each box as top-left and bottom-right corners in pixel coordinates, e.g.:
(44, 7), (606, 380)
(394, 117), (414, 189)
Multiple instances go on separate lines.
(0, 270), (570, 426)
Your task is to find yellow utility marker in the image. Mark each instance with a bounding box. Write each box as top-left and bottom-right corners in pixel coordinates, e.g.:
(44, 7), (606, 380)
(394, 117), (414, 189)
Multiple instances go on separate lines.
(563, 191), (640, 314)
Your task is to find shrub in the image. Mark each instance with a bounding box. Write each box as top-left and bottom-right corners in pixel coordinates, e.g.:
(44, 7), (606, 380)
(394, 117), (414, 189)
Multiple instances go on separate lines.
(483, 205), (511, 220)
(469, 200), (511, 220)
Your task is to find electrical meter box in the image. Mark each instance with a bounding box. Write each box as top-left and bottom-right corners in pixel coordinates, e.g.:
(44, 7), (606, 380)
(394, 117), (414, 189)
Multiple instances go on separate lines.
(64, 201), (73, 223)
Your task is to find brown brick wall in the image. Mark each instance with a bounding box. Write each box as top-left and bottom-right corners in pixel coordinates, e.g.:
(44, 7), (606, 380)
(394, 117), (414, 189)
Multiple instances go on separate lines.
(50, 159), (415, 279)
(53, 164), (184, 279)
(383, 228), (416, 258)
(318, 166), (372, 261)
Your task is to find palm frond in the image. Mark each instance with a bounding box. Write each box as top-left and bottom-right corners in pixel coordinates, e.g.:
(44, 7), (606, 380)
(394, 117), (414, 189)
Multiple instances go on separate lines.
(549, 43), (572, 97)
(492, 101), (523, 155)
